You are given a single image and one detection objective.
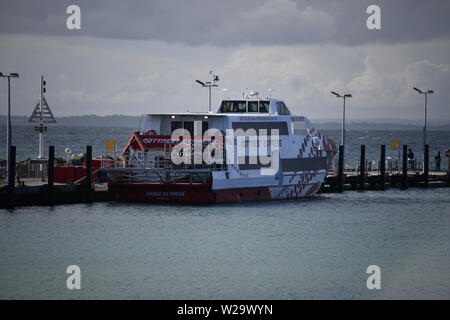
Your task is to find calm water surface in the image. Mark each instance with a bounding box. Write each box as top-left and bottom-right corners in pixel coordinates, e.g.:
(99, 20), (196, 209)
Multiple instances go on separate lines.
(1, 188), (449, 299)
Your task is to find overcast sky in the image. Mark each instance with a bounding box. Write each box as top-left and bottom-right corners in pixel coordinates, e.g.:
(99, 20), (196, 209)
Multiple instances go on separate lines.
(0, 0), (450, 121)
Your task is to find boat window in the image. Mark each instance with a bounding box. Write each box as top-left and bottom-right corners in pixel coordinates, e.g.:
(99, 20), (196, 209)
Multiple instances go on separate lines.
(276, 102), (290, 115)
(171, 121), (182, 132)
(233, 101), (247, 112)
(259, 101), (270, 113)
(220, 101), (232, 112)
(183, 121), (194, 135)
(282, 103), (291, 115)
(232, 121), (289, 135)
(248, 101), (258, 112)
(171, 121), (208, 135)
(220, 101), (247, 113)
(202, 121), (209, 134)
(292, 120), (307, 135)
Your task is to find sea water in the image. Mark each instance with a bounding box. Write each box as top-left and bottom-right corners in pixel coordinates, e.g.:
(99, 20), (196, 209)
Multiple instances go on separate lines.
(1, 126), (449, 299)
(1, 188), (449, 299)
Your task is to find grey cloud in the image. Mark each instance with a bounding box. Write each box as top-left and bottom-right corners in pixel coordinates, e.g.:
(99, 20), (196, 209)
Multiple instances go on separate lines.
(1, 1), (450, 122)
(0, 0), (449, 46)
(1, 33), (449, 121)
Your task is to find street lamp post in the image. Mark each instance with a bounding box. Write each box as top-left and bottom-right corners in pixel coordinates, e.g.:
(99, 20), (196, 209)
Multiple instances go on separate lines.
(413, 87), (433, 159)
(0, 72), (20, 181)
(331, 91), (352, 148)
(196, 72), (219, 112)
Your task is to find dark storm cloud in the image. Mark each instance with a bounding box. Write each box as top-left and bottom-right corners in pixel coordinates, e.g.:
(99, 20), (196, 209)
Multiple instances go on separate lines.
(0, 0), (450, 46)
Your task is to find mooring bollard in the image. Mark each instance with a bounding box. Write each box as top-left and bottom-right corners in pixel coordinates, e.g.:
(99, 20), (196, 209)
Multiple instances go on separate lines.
(85, 145), (92, 202)
(360, 145), (366, 191)
(402, 144), (408, 188)
(424, 144), (429, 188)
(47, 146), (55, 205)
(380, 145), (386, 190)
(7, 146), (16, 208)
(337, 145), (344, 193)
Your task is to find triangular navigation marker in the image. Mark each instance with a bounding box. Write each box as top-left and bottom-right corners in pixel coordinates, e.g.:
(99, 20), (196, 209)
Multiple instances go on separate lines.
(29, 95), (56, 123)
(28, 75), (56, 159)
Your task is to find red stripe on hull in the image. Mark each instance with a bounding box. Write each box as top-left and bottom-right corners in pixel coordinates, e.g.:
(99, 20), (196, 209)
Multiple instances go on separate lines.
(110, 183), (272, 204)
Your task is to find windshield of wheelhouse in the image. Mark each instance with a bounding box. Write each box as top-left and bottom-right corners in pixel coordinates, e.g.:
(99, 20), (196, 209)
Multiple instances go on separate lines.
(220, 101), (246, 113)
(219, 100), (270, 113)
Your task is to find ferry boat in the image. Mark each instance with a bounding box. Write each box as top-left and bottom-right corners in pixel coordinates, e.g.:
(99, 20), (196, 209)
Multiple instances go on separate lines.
(106, 94), (337, 203)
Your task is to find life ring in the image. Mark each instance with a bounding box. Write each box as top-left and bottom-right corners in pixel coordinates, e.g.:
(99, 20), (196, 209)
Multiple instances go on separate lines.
(145, 129), (157, 135)
(445, 148), (450, 158)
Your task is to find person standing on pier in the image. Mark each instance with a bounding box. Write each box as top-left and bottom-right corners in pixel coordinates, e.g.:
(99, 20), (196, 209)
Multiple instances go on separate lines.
(407, 148), (416, 170)
(435, 152), (441, 171)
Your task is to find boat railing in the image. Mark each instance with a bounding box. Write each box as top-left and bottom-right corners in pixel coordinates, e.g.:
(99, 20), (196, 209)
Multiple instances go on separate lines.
(106, 168), (213, 185)
(102, 148), (226, 185)
(102, 149), (227, 172)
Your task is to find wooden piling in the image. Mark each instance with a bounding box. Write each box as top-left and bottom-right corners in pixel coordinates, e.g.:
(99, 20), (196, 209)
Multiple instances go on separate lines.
(359, 145), (366, 191)
(47, 146), (55, 205)
(380, 144), (386, 190)
(447, 165), (450, 187)
(402, 144), (408, 189)
(447, 157), (450, 187)
(337, 145), (344, 193)
(85, 145), (93, 202)
(424, 144), (429, 188)
(7, 146), (16, 208)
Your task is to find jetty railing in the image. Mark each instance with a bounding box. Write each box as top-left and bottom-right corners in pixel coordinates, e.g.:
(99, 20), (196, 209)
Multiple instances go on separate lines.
(324, 143), (449, 192)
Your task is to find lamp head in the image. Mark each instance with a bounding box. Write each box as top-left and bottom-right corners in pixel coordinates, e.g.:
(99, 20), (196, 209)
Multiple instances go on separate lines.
(331, 91), (341, 97)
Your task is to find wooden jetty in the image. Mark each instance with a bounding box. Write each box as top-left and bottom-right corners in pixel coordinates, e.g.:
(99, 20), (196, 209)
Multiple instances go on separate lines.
(0, 146), (113, 209)
(321, 144), (450, 192)
(1, 144), (449, 209)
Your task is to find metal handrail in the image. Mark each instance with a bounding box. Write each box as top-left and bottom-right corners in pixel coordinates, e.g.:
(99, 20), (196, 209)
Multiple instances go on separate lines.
(106, 167), (212, 185)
